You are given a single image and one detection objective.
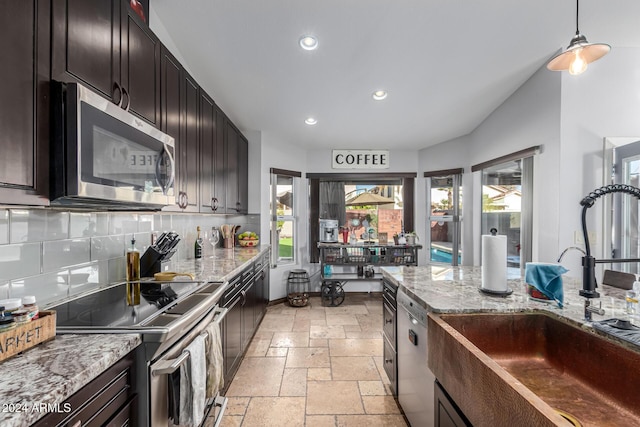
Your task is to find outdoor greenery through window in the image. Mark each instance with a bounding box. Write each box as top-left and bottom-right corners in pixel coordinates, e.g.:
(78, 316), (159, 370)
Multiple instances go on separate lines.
(271, 169), (299, 266)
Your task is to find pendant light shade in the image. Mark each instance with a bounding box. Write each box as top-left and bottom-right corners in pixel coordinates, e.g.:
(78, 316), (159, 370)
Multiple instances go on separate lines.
(547, 0), (610, 75)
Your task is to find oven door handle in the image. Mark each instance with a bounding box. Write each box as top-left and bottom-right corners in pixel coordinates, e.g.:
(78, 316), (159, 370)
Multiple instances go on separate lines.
(151, 330), (209, 376)
(151, 350), (191, 377)
(212, 306), (228, 325)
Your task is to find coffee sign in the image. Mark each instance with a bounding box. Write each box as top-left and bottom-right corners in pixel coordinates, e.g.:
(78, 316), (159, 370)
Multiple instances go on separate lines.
(332, 150), (389, 169)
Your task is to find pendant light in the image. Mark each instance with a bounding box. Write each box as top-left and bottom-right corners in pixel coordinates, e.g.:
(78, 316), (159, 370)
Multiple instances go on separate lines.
(547, 0), (610, 75)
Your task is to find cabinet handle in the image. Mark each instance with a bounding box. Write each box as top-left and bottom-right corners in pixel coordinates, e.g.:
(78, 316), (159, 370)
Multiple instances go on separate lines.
(240, 290), (246, 306)
(385, 318), (393, 324)
(178, 191), (188, 209)
(385, 358), (394, 364)
(121, 87), (131, 111)
(112, 82), (122, 106)
(211, 197), (218, 211)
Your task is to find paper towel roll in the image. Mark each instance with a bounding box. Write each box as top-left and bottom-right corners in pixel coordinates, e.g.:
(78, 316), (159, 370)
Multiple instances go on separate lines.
(482, 234), (508, 291)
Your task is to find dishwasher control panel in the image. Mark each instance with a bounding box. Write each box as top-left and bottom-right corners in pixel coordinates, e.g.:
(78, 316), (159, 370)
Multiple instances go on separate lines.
(397, 289), (427, 326)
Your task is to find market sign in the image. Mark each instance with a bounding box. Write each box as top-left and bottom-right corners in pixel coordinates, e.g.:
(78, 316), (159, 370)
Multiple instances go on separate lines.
(332, 150), (389, 169)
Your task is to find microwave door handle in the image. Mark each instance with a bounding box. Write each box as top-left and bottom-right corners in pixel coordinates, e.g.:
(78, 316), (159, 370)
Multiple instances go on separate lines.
(156, 145), (175, 195)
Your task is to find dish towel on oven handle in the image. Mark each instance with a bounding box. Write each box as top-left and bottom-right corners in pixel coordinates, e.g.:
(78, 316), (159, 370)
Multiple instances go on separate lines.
(205, 321), (224, 398)
(177, 333), (207, 427)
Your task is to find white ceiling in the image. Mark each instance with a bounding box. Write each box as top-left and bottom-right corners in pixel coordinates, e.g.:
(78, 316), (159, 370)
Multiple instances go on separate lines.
(151, 0), (640, 151)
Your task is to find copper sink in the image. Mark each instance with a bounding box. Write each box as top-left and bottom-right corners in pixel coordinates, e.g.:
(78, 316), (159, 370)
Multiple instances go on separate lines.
(429, 312), (640, 427)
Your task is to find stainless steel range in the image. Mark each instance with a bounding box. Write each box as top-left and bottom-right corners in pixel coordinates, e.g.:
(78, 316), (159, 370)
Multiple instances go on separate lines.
(51, 278), (229, 427)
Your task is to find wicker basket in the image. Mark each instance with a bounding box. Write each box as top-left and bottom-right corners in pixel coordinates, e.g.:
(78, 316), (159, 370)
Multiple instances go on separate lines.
(0, 310), (56, 363)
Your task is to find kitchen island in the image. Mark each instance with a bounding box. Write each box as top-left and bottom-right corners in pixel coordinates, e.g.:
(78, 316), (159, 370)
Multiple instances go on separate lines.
(382, 264), (640, 427)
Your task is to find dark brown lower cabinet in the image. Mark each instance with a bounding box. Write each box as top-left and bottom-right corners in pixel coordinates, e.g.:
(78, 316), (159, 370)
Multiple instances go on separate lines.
(32, 352), (137, 427)
(434, 380), (472, 427)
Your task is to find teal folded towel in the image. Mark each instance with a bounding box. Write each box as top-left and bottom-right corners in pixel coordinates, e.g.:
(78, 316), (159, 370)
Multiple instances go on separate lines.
(525, 262), (569, 307)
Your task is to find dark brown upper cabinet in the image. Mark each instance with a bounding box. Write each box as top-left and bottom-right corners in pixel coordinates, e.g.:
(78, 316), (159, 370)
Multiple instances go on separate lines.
(52, 0), (160, 126)
(200, 91), (226, 213)
(0, 0), (51, 205)
(160, 45), (199, 212)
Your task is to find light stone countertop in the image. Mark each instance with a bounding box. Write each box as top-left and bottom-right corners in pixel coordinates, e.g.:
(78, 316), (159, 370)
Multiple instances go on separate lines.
(169, 245), (270, 284)
(0, 333), (141, 427)
(0, 245), (269, 427)
(381, 264), (637, 346)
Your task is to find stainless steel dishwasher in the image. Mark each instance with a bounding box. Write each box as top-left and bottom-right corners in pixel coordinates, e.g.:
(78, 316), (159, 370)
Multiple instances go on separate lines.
(397, 288), (435, 427)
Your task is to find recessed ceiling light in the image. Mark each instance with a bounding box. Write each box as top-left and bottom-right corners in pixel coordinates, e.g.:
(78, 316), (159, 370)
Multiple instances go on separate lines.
(304, 117), (317, 125)
(372, 90), (388, 101)
(299, 35), (318, 51)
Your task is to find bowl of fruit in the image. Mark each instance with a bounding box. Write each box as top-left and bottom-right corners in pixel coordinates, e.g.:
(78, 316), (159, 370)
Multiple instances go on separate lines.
(237, 232), (259, 247)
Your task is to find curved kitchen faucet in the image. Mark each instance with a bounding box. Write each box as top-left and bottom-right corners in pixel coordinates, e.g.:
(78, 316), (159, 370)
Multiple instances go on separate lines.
(579, 184), (640, 307)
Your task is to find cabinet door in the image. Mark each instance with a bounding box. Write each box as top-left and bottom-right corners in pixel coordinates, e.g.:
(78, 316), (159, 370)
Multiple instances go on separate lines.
(120, 0), (160, 126)
(214, 106), (228, 212)
(434, 380), (472, 427)
(241, 279), (256, 349)
(160, 45), (182, 209)
(51, 0), (121, 103)
(225, 121), (240, 213)
(237, 133), (249, 214)
(182, 72), (200, 211)
(199, 90), (216, 212)
(0, 0), (50, 205)
(222, 295), (243, 385)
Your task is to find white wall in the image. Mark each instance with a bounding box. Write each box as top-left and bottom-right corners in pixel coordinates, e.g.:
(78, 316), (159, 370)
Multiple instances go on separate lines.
(419, 47), (640, 281)
(559, 47), (640, 276)
(419, 65), (561, 267)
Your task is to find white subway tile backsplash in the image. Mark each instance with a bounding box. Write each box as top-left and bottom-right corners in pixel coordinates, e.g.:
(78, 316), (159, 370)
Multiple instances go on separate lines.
(0, 210), (8, 245)
(107, 257), (126, 284)
(10, 210), (69, 243)
(91, 235), (125, 261)
(69, 212), (110, 238)
(2, 208), (259, 306)
(42, 238), (91, 273)
(10, 271), (68, 306)
(0, 242), (41, 281)
(69, 261), (103, 296)
(138, 214), (154, 232)
(0, 282), (8, 299)
(109, 213), (139, 235)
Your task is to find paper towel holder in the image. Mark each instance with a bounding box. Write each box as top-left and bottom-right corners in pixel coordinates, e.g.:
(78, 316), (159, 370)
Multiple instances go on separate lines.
(479, 228), (513, 297)
(490, 228), (498, 236)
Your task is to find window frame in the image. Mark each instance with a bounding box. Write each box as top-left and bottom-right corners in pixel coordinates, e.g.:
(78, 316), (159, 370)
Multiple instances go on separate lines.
(270, 168), (301, 267)
(307, 172), (416, 263)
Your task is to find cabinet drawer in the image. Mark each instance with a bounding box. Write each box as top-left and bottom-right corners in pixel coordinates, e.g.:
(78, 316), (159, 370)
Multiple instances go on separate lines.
(32, 353), (135, 427)
(67, 372), (130, 426)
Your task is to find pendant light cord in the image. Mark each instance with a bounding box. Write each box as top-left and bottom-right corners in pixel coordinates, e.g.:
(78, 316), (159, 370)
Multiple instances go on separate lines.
(575, 0), (580, 35)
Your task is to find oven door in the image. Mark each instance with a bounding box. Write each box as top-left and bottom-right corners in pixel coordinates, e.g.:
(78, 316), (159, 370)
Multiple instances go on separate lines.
(52, 81), (175, 208)
(150, 306), (228, 427)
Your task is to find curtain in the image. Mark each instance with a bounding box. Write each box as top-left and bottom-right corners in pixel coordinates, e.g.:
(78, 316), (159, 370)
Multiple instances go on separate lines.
(320, 181), (346, 227)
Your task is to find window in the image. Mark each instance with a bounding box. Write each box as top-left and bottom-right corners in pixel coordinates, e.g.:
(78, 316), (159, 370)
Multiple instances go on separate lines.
(270, 168), (301, 266)
(425, 169), (462, 265)
(473, 148), (537, 268)
(308, 173), (416, 262)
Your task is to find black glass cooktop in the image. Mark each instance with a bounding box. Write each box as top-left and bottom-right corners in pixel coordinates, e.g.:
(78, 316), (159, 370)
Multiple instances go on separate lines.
(53, 281), (204, 328)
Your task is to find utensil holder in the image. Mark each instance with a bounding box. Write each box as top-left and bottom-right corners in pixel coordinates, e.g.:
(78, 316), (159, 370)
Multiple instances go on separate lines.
(224, 237), (234, 248)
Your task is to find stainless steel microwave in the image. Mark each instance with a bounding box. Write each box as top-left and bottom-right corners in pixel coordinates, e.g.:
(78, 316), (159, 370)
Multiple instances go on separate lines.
(51, 82), (175, 210)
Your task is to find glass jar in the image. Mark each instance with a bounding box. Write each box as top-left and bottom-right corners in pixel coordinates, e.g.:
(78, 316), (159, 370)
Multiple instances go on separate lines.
(21, 295), (39, 321)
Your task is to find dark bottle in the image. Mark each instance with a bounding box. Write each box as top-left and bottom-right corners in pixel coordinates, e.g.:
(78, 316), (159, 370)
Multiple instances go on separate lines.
(195, 226), (203, 259)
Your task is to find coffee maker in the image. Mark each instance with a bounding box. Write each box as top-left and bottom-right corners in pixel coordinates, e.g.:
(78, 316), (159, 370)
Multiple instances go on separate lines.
(319, 219), (339, 243)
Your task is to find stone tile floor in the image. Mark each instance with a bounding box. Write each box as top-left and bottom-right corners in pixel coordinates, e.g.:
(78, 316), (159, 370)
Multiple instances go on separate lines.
(219, 294), (408, 427)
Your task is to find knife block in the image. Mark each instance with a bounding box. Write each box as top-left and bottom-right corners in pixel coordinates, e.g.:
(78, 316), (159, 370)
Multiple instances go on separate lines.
(140, 247), (174, 278)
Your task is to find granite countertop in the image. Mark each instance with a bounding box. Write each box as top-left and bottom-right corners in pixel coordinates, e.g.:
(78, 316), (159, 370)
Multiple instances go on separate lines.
(0, 246), (269, 427)
(0, 333), (141, 427)
(381, 264), (636, 346)
(169, 245), (270, 284)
